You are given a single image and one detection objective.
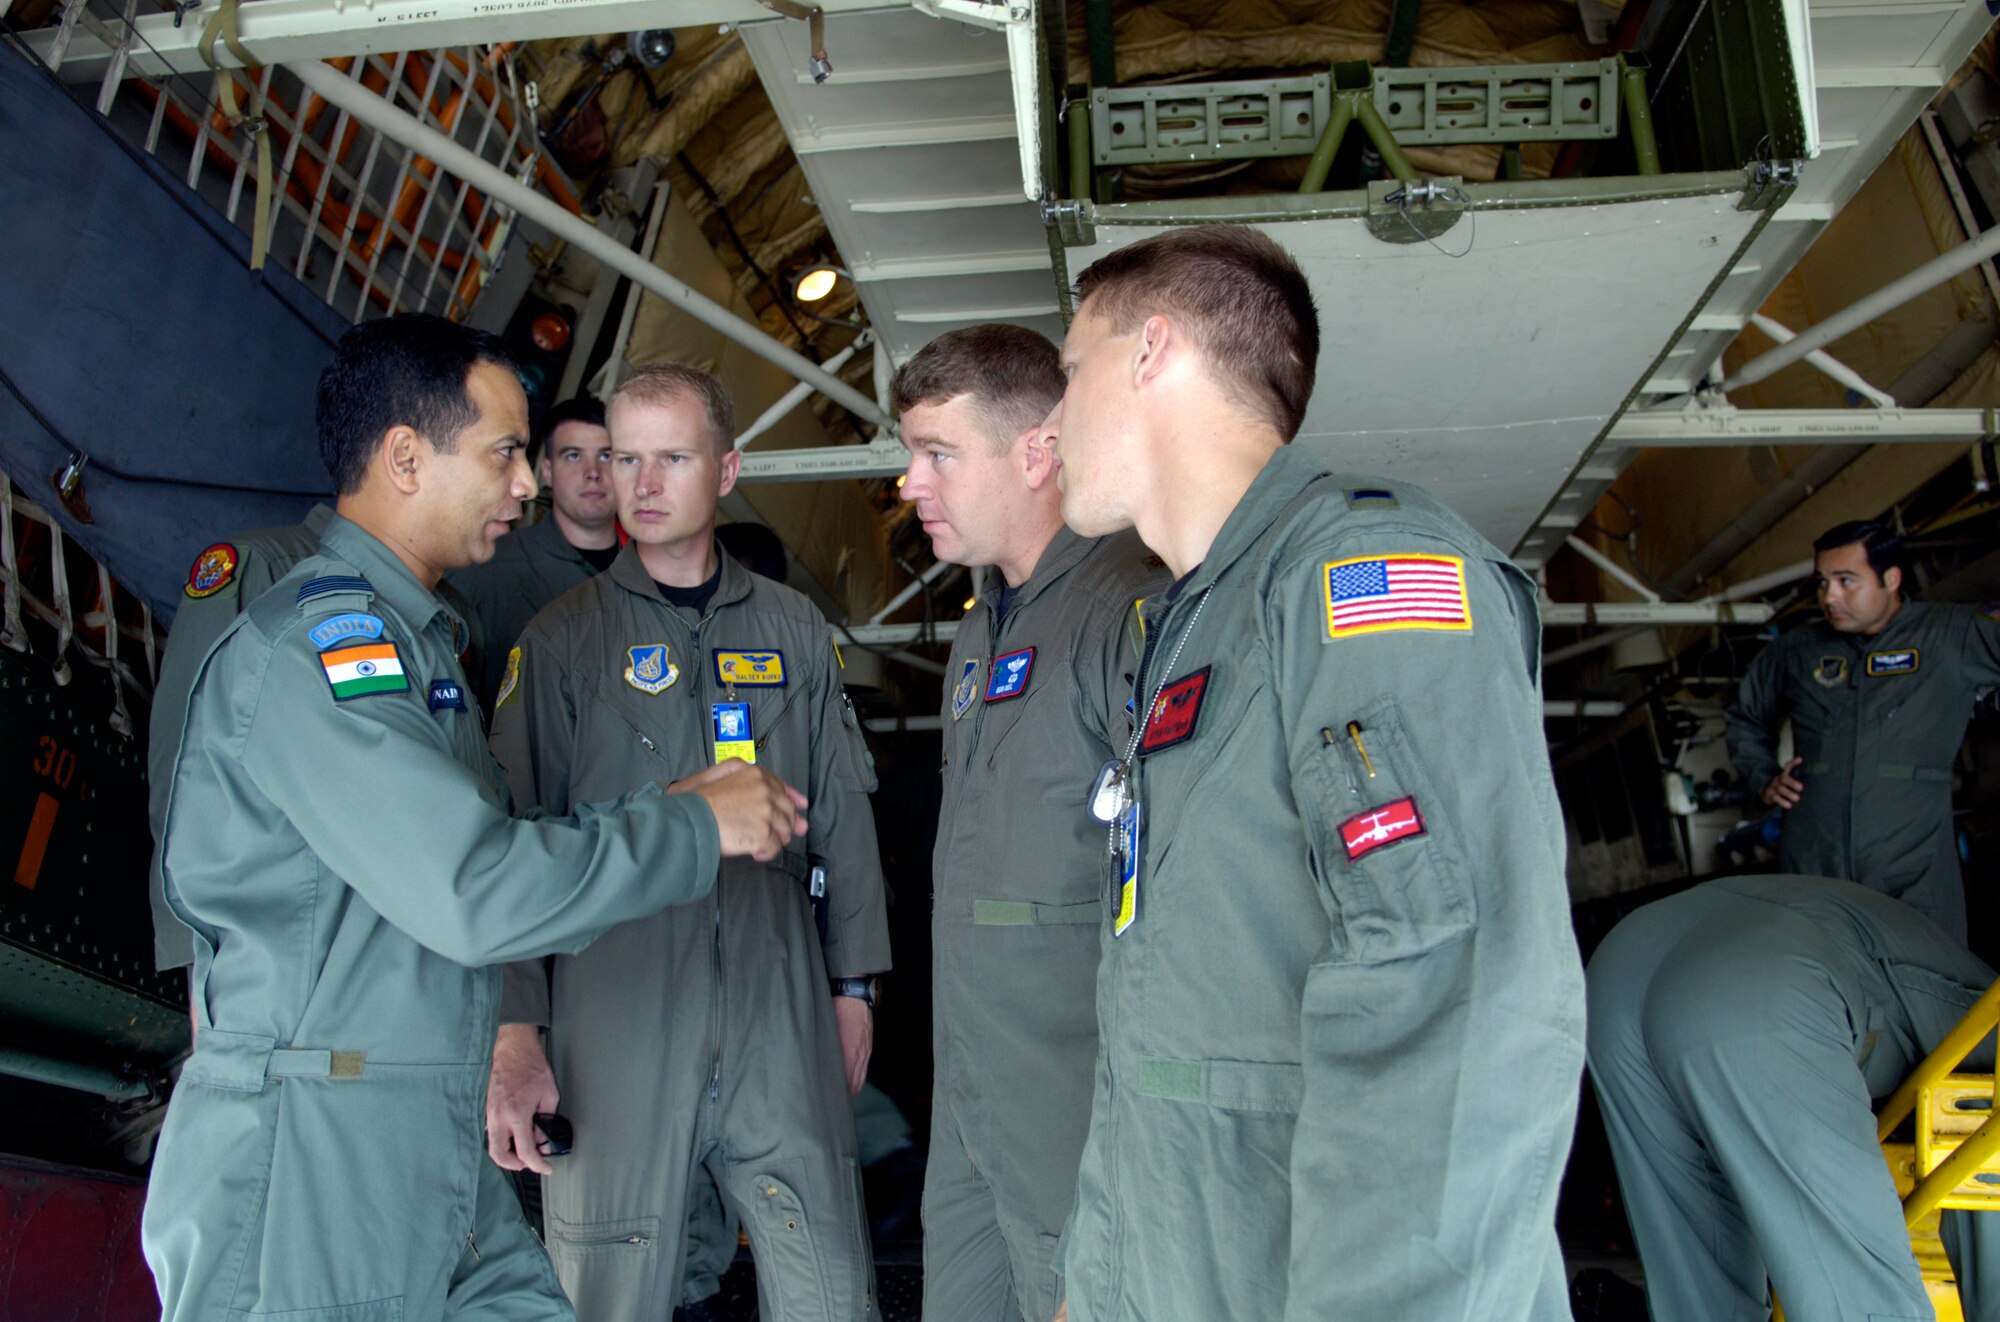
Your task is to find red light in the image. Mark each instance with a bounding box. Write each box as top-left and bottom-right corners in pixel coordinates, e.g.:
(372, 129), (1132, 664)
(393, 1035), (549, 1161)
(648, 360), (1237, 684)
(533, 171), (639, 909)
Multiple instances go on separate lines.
(530, 312), (571, 353)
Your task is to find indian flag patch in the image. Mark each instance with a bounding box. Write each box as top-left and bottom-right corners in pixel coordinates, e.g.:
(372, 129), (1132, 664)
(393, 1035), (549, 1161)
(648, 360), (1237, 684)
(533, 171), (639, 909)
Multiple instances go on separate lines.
(319, 641), (409, 701)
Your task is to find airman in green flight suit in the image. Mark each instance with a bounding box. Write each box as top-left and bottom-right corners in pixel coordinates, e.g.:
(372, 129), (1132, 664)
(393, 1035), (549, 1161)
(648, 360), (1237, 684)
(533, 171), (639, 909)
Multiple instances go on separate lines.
(1726, 521), (2000, 945)
(1044, 225), (1584, 1322)
(892, 324), (1166, 1322)
(141, 315), (810, 1322)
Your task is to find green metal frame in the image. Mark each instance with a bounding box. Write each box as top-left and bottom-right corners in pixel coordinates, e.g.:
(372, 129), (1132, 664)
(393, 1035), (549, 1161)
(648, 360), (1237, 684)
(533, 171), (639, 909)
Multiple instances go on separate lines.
(1649, 0), (1810, 171)
(1089, 74), (1333, 167)
(1373, 58), (1622, 146)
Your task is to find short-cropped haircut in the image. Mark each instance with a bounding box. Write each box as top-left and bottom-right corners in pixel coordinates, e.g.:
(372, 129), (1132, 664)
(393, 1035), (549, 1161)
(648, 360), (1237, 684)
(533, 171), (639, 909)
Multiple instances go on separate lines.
(1814, 520), (1902, 577)
(610, 362), (737, 455)
(1072, 224), (1319, 442)
(892, 324), (1064, 451)
(316, 313), (517, 495)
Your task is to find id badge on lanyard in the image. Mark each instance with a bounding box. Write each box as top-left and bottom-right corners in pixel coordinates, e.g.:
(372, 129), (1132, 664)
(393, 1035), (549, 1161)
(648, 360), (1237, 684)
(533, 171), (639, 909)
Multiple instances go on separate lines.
(1113, 800), (1140, 937)
(713, 702), (755, 764)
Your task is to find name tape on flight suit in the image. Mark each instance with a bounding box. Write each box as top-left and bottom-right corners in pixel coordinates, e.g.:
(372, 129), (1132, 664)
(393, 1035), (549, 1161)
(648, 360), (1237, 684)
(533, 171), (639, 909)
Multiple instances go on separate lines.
(1324, 554), (1471, 639)
(1138, 666), (1211, 756)
(184, 542), (239, 599)
(1866, 649), (1920, 676)
(985, 647), (1035, 702)
(714, 650), (787, 686)
(428, 679), (467, 712)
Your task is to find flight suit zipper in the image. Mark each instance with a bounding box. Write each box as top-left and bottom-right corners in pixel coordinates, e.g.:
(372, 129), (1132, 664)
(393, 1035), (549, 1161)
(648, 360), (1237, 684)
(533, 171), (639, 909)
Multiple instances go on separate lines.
(689, 603), (728, 1105)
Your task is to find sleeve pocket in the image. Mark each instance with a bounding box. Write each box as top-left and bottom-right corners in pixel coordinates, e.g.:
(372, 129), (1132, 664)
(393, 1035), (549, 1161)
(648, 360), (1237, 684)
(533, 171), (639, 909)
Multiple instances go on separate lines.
(1298, 697), (1477, 965)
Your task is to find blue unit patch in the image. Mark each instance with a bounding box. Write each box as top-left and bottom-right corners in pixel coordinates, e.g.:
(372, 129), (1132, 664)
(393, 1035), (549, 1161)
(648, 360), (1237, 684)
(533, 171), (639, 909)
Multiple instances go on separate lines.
(1866, 648), (1920, 676)
(985, 647), (1035, 702)
(308, 612), (387, 650)
(951, 659), (980, 721)
(624, 643), (679, 695)
(428, 679), (468, 712)
(714, 650), (787, 686)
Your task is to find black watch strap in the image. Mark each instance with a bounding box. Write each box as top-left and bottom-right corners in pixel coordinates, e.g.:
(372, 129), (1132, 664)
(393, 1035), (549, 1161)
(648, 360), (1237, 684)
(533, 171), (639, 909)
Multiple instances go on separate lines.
(830, 975), (879, 1008)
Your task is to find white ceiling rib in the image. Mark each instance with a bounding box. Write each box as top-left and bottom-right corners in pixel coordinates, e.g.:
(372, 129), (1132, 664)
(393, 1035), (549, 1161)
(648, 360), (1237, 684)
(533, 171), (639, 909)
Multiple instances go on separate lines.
(739, 5), (1063, 368)
(1513, 0), (2000, 569)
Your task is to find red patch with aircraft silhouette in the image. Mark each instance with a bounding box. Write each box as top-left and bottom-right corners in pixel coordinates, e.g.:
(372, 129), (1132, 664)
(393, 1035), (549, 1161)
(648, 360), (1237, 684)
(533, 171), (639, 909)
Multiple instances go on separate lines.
(1338, 796), (1428, 861)
(1137, 666), (1211, 755)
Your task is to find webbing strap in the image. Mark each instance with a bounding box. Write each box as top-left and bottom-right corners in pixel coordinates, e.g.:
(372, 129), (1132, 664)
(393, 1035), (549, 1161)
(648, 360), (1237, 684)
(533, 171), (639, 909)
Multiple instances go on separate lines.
(0, 479), (24, 654)
(198, 0), (274, 271)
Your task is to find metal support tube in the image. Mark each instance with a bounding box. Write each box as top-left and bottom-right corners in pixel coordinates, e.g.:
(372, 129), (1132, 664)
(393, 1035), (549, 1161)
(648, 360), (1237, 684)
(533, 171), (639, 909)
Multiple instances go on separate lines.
(1620, 57), (1661, 176)
(1353, 96), (1418, 183)
(1068, 90), (1092, 202)
(735, 334), (869, 451)
(1725, 223), (2000, 392)
(1705, 558), (1815, 603)
(1748, 314), (1896, 407)
(868, 558), (958, 624)
(286, 59), (894, 433)
(1905, 1116), (2000, 1225)
(0, 1046), (151, 1102)
(1298, 92), (1356, 193)
(1877, 980), (2000, 1140)
(1565, 534), (1661, 602)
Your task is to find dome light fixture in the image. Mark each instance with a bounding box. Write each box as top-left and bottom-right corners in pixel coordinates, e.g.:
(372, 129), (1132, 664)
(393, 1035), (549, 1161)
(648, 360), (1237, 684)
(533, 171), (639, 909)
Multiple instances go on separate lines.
(793, 263), (846, 303)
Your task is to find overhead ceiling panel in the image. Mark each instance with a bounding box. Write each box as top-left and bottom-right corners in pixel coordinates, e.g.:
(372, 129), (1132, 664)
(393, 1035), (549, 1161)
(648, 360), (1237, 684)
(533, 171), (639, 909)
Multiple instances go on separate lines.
(1070, 190), (1765, 548)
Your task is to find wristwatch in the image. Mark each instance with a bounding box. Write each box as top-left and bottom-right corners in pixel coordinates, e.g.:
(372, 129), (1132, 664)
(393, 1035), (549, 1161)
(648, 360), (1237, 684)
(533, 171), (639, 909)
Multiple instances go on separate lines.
(830, 975), (880, 1009)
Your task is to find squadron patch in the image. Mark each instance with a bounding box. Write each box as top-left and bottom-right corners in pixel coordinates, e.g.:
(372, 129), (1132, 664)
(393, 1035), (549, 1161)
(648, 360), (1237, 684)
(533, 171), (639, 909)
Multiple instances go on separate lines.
(1324, 554), (1471, 639)
(184, 542), (239, 599)
(495, 646), (523, 710)
(1339, 796), (1428, 861)
(319, 642), (408, 702)
(1137, 666), (1211, 756)
(625, 644), (679, 695)
(1867, 648), (1920, 676)
(714, 650), (787, 687)
(951, 659), (980, 721)
(985, 647), (1035, 702)
(308, 612), (386, 650)
(1813, 655), (1849, 688)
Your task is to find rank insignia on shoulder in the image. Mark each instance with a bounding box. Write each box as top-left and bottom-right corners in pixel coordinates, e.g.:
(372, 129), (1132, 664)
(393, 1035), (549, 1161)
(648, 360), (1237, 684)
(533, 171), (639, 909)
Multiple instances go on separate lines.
(1324, 554), (1470, 639)
(1137, 665), (1211, 756)
(625, 643), (679, 695)
(985, 647), (1035, 702)
(1339, 796), (1427, 861)
(951, 659), (980, 721)
(496, 646), (523, 710)
(295, 576), (375, 605)
(184, 542), (238, 599)
(1345, 488), (1400, 509)
(714, 650), (787, 687)
(428, 679), (467, 713)
(1813, 654), (1849, 688)
(308, 612), (386, 650)
(319, 642), (408, 702)
(1866, 648), (1920, 676)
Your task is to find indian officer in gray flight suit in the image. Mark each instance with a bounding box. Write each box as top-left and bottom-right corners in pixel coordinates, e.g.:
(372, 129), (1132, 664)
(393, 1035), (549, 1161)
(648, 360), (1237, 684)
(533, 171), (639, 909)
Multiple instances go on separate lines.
(1727, 520), (2000, 946)
(483, 362), (890, 1322)
(145, 502), (331, 971)
(1588, 874), (2000, 1322)
(892, 324), (1165, 1322)
(143, 314), (813, 1322)
(1044, 225), (1585, 1322)
(448, 395), (620, 711)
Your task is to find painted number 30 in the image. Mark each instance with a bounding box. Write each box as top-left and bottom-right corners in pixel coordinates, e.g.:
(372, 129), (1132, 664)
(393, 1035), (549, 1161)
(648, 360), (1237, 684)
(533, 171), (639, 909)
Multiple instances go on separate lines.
(32, 736), (75, 790)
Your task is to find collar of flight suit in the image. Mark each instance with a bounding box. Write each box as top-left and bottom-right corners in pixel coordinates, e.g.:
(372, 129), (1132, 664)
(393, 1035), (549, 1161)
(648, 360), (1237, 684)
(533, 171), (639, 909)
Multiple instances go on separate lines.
(977, 523), (1098, 617)
(518, 505), (596, 569)
(605, 536), (756, 617)
(1822, 598), (1931, 653)
(1170, 442), (1336, 602)
(301, 501), (337, 539)
(317, 513), (468, 642)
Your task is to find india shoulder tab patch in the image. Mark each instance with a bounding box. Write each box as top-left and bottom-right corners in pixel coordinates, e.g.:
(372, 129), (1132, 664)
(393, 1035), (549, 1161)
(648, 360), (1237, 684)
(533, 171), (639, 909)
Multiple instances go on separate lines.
(184, 543), (239, 599)
(624, 643), (679, 695)
(1324, 554), (1470, 639)
(714, 650), (787, 686)
(985, 647), (1035, 702)
(951, 659), (980, 721)
(1137, 665), (1211, 756)
(1866, 648), (1920, 676)
(1339, 796), (1427, 861)
(319, 642), (409, 701)
(308, 612), (386, 650)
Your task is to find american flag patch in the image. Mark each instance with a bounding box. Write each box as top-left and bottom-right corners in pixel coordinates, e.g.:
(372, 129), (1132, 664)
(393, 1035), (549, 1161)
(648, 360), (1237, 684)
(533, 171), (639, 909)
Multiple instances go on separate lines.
(1323, 554), (1471, 639)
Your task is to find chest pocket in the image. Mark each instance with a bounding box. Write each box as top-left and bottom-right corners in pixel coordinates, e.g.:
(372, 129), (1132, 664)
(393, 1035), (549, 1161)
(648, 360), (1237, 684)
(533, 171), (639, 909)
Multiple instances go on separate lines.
(1298, 696), (1476, 964)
